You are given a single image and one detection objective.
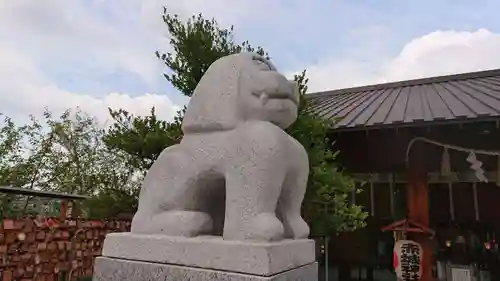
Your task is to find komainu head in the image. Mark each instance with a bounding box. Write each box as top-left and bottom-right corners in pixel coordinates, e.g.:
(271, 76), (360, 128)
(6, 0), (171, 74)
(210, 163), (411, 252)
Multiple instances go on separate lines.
(182, 53), (300, 134)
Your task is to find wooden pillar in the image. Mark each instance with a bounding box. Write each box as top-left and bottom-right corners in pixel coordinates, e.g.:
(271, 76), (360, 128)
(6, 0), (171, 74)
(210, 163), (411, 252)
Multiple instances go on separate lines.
(407, 141), (432, 281)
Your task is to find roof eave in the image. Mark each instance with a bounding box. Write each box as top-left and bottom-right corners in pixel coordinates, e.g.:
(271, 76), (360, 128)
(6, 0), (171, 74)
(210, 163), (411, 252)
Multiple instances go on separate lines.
(307, 68), (500, 98)
(330, 116), (500, 133)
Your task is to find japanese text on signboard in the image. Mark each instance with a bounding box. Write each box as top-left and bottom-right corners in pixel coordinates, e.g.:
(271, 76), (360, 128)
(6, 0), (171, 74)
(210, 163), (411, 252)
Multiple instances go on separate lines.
(400, 242), (421, 281)
(394, 240), (423, 281)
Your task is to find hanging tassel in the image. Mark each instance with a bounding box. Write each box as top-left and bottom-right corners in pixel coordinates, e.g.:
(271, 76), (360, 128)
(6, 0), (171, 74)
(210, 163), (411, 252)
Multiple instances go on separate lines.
(496, 156), (500, 187)
(441, 147), (451, 176)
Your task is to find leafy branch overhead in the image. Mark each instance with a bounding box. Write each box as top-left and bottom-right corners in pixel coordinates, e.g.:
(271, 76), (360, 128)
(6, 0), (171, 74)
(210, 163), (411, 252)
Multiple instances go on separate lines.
(104, 7), (367, 235)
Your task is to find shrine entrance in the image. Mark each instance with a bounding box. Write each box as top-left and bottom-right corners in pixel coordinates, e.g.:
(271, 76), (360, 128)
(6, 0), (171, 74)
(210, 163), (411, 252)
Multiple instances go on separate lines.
(323, 121), (500, 281)
(306, 68), (500, 281)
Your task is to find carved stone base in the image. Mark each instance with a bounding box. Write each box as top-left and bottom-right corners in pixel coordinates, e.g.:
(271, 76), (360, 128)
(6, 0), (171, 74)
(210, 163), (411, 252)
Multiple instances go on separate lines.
(93, 232), (318, 281)
(93, 256), (318, 281)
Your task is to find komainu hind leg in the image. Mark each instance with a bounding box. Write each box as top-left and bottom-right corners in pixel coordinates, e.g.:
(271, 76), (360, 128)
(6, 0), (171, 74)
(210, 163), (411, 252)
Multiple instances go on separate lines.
(131, 145), (214, 237)
(132, 210), (213, 236)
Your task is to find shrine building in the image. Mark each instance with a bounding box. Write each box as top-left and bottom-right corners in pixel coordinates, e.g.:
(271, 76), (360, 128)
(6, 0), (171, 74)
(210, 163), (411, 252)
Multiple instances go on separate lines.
(308, 68), (500, 281)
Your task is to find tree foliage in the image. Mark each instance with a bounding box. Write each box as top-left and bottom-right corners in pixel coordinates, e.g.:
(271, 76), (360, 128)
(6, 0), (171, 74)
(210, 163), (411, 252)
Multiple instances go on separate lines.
(104, 108), (183, 171)
(156, 10), (267, 97)
(0, 113), (58, 217)
(0, 109), (141, 218)
(105, 9), (367, 235)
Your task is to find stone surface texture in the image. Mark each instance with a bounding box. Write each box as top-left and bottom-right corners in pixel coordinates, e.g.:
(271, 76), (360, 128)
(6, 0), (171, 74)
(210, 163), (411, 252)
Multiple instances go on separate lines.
(95, 53), (318, 281)
(130, 52), (311, 242)
(93, 257), (318, 281)
(101, 233), (315, 276)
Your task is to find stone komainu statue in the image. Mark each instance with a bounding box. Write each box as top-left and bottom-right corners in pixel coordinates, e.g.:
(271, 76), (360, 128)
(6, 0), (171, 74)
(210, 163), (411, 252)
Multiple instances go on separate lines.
(131, 53), (310, 242)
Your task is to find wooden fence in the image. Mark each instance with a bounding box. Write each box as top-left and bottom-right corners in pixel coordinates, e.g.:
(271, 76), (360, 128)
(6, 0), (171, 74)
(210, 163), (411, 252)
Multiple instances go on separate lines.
(0, 217), (131, 281)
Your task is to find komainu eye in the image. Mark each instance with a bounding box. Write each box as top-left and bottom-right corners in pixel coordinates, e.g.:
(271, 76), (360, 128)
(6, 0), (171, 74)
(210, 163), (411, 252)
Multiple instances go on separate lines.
(253, 58), (271, 70)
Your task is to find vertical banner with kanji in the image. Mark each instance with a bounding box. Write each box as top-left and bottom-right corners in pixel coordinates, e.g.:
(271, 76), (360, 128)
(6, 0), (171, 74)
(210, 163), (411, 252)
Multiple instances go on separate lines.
(394, 240), (423, 281)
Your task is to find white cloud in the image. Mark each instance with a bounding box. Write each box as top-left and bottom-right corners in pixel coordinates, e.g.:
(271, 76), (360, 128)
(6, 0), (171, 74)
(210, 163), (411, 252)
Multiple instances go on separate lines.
(0, 0), (279, 127)
(303, 29), (500, 92)
(0, 1), (164, 88)
(0, 43), (180, 125)
(2, 0), (499, 129)
(0, 1), (182, 125)
(1, 0), (287, 127)
(140, 0), (282, 29)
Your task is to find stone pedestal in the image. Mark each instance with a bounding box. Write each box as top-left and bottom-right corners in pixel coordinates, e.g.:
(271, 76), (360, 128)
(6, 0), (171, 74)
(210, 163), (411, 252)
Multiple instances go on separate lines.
(93, 233), (318, 281)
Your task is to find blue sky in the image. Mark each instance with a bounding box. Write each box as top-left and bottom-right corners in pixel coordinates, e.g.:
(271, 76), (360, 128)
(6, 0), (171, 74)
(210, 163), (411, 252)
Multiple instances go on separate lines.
(1, 0), (500, 124)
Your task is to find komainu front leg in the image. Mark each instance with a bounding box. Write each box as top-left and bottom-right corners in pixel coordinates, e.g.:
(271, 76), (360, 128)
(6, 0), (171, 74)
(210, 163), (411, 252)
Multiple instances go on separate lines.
(276, 145), (310, 239)
(221, 122), (299, 241)
(223, 166), (286, 241)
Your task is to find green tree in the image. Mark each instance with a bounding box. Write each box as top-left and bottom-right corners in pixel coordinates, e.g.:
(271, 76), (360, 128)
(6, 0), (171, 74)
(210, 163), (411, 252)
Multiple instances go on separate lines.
(0, 114), (55, 190)
(0, 113), (58, 216)
(82, 184), (140, 219)
(104, 107), (183, 171)
(0, 110), (142, 218)
(0, 114), (24, 185)
(40, 108), (142, 218)
(0, 114), (24, 217)
(105, 9), (367, 235)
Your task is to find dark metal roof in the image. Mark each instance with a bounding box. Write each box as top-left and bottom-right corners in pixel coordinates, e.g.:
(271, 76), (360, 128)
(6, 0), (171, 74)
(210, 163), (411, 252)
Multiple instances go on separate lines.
(307, 68), (500, 131)
(0, 186), (89, 200)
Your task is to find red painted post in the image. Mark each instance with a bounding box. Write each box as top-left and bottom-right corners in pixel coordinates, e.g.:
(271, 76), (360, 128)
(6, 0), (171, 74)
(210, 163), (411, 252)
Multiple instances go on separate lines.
(407, 141), (432, 281)
(60, 199), (68, 220)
